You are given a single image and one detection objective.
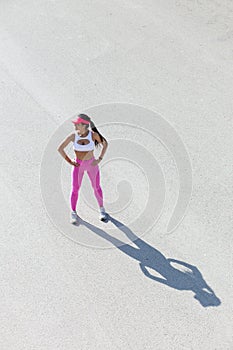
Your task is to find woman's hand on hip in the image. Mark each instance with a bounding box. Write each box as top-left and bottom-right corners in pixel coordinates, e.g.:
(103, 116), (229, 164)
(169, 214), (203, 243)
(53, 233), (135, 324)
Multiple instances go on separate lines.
(71, 160), (80, 167)
(91, 159), (101, 166)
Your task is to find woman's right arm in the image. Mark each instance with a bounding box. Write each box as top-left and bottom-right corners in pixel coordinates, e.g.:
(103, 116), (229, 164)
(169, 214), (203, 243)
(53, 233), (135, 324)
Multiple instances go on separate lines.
(57, 133), (79, 166)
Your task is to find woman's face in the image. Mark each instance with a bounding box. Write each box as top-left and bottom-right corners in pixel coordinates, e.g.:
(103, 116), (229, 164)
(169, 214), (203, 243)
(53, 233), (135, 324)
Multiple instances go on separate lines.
(75, 123), (88, 135)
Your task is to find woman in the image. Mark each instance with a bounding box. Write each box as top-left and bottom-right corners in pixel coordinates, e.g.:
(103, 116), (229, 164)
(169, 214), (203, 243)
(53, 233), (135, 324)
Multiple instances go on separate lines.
(57, 113), (108, 224)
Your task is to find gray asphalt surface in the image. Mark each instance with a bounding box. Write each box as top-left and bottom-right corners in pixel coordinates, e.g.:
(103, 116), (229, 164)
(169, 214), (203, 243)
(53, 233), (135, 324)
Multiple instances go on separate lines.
(0, 1), (232, 349)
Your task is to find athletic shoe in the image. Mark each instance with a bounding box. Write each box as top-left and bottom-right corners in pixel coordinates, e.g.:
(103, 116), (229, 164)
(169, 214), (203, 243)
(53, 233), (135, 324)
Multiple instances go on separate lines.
(70, 210), (80, 224)
(99, 206), (108, 221)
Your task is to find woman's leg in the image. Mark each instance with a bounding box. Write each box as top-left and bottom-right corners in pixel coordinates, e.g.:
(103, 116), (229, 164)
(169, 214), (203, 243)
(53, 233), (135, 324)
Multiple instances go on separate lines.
(86, 161), (104, 207)
(70, 162), (85, 211)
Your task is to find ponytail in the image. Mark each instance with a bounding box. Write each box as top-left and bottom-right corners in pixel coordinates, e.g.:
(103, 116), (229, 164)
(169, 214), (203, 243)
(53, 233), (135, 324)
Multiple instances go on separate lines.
(90, 120), (107, 147)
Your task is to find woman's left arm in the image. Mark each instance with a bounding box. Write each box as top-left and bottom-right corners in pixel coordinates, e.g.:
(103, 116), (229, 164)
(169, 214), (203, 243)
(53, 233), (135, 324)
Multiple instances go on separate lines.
(93, 133), (108, 161)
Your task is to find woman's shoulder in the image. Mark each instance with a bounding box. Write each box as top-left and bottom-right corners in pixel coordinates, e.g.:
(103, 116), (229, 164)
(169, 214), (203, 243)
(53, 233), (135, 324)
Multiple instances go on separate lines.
(91, 130), (97, 140)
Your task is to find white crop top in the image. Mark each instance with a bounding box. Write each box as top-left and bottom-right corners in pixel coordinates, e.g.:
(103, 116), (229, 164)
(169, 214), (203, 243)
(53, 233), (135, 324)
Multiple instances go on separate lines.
(73, 129), (95, 152)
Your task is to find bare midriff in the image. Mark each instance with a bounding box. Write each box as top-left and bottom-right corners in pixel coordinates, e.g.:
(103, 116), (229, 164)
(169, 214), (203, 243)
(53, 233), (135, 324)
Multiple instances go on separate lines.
(73, 132), (95, 161)
(74, 149), (94, 161)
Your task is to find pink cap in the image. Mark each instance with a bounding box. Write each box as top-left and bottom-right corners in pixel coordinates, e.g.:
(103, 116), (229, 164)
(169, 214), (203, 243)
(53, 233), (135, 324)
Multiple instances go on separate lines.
(72, 116), (90, 125)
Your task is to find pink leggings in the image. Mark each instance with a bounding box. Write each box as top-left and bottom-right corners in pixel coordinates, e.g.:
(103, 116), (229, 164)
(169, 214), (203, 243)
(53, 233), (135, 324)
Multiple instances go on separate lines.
(70, 156), (104, 211)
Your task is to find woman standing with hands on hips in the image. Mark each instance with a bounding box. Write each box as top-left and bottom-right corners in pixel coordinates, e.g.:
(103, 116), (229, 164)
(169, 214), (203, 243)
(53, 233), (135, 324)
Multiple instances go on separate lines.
(57, 114), (108, 224)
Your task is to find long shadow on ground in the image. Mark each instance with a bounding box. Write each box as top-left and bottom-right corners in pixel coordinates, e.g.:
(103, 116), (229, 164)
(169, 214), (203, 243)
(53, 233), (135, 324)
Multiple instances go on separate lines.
(80, 215), (221, 307)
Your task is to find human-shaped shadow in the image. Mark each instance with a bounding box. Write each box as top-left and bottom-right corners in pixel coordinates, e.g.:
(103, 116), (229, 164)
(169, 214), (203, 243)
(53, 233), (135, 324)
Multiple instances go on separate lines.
(80, 215), (221, 307)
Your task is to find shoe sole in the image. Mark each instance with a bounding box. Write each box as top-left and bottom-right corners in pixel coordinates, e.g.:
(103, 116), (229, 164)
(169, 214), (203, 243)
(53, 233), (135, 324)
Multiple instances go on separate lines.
(70, 217), (80, 225)
(71, 220), (80, 225)
(100, 214), (108, 222)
